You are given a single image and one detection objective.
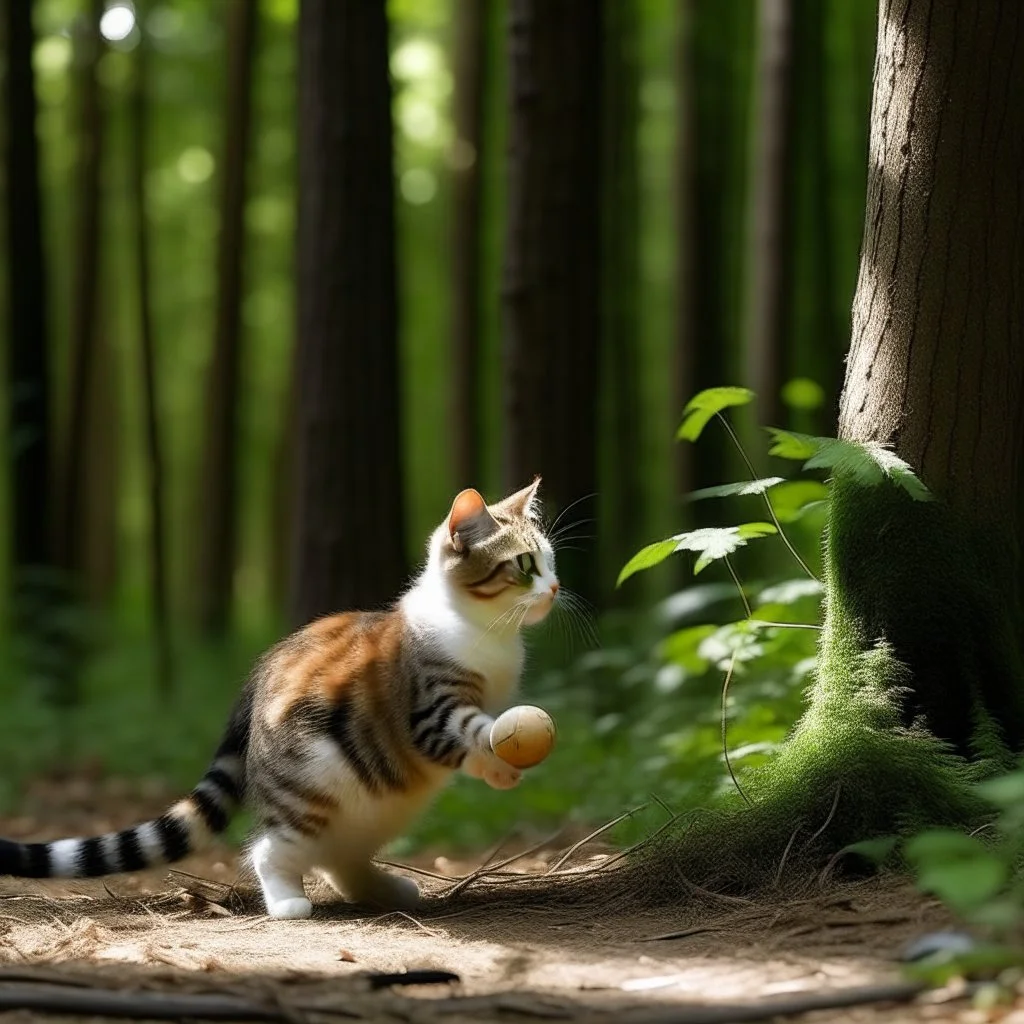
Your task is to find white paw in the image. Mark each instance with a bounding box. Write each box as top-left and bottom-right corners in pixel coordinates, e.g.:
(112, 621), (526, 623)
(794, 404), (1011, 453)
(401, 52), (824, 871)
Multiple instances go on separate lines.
(483, 762), (522, 790)
(266, 896), (313, 920)
(464, 749), (522, 790)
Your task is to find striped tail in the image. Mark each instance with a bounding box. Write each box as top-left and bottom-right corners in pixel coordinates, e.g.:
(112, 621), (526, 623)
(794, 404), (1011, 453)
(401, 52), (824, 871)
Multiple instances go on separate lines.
(0, 686), (252, 880)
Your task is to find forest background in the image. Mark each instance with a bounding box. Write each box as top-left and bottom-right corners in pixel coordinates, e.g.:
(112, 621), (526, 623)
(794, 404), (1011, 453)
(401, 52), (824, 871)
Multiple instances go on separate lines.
(0, 0), (876, 855)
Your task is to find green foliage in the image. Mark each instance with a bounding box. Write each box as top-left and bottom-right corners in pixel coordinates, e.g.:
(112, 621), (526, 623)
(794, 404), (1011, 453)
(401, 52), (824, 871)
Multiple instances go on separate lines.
(676, 386), (754, 442)
(901, 770), (1024, 938)
(689, 477), (785, 500)
(617, 522), (777, 586)
(767, 429), (934, 501)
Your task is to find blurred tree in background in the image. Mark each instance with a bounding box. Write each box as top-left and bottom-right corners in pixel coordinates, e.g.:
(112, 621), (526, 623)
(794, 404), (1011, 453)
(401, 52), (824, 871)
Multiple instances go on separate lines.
(0, 0), (882, 836)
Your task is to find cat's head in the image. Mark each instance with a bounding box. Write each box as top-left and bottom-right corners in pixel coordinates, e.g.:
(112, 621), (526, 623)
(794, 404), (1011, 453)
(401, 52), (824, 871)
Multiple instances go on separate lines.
(434, 478), (559, 629)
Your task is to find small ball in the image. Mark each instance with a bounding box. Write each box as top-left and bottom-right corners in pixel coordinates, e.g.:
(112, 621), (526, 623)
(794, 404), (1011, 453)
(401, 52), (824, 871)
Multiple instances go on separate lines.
(489, 705), (556, 768)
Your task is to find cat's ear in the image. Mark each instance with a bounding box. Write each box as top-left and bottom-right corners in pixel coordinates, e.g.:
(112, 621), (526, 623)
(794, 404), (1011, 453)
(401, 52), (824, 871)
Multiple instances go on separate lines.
(447, 488), (498, 552)
(496, 476), (542, 519)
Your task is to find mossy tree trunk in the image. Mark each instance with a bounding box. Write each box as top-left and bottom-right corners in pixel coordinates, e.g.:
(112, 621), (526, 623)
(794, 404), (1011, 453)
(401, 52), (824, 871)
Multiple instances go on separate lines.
(658, 1), (1024, 890)
(828, 0), (1024, 760)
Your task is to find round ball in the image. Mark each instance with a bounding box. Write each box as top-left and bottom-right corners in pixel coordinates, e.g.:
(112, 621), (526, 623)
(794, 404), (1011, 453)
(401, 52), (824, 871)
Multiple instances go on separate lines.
(489, 705), (556, 768)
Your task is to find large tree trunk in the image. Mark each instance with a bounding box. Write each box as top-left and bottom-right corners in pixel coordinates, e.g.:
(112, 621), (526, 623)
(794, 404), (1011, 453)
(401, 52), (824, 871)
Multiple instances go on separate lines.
(830, 0), (1024, 757)
(196, 0), (257, 638)
(290, 0), (407, 625)
(502, 0), (603, 600)
(601, 0), (642, 603)
(450, 0), (491, 488)
(674, 2), (754, 525)
(130, 7), (173, 696)
(4, 0), (54, 615)
(61, 0), (105, 598)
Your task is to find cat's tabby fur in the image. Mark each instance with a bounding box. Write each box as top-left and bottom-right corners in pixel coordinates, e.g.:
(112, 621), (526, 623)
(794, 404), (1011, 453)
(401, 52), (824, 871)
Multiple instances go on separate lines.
(0, 480), (559, 919)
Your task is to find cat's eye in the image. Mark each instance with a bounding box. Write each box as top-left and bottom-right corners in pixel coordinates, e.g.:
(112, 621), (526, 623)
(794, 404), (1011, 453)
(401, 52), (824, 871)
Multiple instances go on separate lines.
(515, 553), (538, 576)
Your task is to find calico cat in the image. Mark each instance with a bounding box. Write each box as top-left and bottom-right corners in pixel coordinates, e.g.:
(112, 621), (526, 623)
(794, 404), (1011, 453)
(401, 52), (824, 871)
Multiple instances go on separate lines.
(0, 479), (559, 919)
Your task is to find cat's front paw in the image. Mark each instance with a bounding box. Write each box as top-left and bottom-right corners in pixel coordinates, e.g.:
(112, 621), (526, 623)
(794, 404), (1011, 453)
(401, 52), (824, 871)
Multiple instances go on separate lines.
(464, 750), (522, 790)
(266, 896), (313, 920)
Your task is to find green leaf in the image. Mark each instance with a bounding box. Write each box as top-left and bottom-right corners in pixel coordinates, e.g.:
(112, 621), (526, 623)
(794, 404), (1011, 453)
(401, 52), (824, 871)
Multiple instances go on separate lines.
(765, 430), (934, 501)
(905, 829), (987, 864)
(677, 387), (755, 442)
(617, 539), (680, 587)
(917, 858), (1008, 912)
(757, 579), (824, 606)
(689, 477), (786, 501)
(976, 771), (1024, 809)
(840, 836), (899, 866)
(781, 377), (825, 411)
(660, 625), (718, 674)
(766, 428), (820, 461)
(618, 523), (778, 586)
(674, 523), (777, 574)
(768, 480), (830, 523)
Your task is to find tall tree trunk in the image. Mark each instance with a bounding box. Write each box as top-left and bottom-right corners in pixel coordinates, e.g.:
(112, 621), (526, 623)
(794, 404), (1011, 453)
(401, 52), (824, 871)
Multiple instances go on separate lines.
(671, 0), (697, 508)
(829, 0), (1024, 756)
(4, 0), (59, 663)
(450, 0), (490, 488)
(675, 2), (755, 521)
(290, 0), (407, 625)
(4, 0), (54, 623)
(743, 0), (794, 429)
(61, 0), (105, 601)
(602, 0), (641, 603)
(788, 0), (840, 434)
(196, 0), (258, 638)
(502, 0), (603, 601)
(130, 6), (173, 696)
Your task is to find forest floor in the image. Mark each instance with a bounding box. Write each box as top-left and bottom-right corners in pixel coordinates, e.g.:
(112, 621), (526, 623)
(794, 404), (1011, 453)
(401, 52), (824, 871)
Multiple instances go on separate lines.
(0, 776), (1013, 1024)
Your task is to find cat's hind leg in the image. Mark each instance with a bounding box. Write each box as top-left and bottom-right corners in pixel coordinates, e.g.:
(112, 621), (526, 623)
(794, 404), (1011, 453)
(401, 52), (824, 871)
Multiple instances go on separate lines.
(322, 860), (421, 911)
(252, 832), (313, 919)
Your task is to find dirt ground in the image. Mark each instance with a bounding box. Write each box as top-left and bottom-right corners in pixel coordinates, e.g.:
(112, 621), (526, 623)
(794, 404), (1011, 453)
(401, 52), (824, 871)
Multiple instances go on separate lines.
(0, 776), (1013, 1023)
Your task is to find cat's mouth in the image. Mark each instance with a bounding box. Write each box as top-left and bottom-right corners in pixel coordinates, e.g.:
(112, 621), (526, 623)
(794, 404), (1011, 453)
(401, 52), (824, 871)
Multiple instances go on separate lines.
(522, 585), (558, 626)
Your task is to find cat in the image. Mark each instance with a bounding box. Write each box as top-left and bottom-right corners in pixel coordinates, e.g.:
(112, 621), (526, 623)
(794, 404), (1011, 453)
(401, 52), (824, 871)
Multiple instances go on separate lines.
(0, 478), (559, 919)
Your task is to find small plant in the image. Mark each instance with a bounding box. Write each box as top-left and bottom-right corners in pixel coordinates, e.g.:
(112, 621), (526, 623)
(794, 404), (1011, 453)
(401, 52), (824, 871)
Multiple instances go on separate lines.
(906, 772), (1024, 936)
(617, 386), (934, 802)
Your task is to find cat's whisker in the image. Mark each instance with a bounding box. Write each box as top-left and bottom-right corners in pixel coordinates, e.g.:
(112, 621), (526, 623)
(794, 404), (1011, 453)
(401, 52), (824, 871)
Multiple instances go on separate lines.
(549, 517), (597, 544)
(556, 589), (600, 650)
(547, 495), (598, 538)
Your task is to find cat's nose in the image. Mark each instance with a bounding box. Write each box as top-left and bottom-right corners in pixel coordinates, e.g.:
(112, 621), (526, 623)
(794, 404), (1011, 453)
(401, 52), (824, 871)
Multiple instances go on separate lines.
(549, 582), (560, 597)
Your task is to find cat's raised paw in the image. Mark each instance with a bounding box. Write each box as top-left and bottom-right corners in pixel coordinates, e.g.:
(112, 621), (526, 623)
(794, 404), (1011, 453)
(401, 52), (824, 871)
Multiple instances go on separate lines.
(482, 762), (522, 790)
(267, 896), (313, 920)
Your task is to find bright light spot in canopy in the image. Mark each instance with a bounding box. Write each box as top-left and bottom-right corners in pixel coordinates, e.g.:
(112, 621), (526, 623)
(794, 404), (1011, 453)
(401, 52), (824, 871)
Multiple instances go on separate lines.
(100, 3), (136, 42)
(391, 38), (443, 81)
(34, 36), (72, 75)
(401, 168), (436, 205)
(177, 146), (215, 184)
(399, 98), (439, 142)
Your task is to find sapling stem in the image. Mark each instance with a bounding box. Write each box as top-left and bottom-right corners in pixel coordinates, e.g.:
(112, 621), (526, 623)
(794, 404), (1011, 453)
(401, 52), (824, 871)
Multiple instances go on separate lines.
(715, 412), (821, 583)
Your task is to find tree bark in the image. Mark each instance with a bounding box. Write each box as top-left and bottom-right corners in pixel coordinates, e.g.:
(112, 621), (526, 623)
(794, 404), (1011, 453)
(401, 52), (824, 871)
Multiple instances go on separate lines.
(130, 5), (173, 696)
(502, 0), (603, 600)
(743, 0), (794, 429)
(674, 2), (754, 523)
(61, 0), (105, 594)
(196, 0), (258, 638)
(828, 0), (1024, 756)
(602, 0), (642, 602)
(450, 0), (491, 488)
(290, 0), (407, 625)
(4, 0), (54, 610)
